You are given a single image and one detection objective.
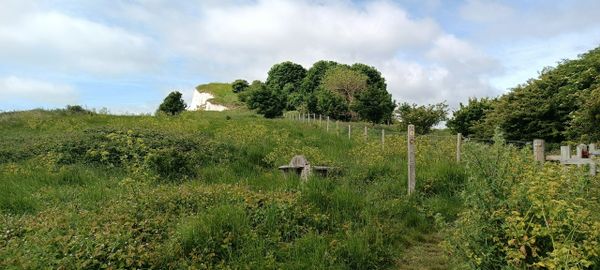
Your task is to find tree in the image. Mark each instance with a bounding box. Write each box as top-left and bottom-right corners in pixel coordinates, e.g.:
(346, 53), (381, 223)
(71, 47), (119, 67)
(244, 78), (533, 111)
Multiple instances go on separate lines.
(351, 63), (386, 92)
(300, 60), (339, 111)
(447, 98), (494, 137)
(395, 102), (448, 134)
(352, 86), (395, 123)
(246, 82), (285, 118)
(321, 66), (368, 104)
(566, 87), (600, 142)
(231, 79), (249, 93)
(158, 91), (186, 115)
(265, 61), (307, 92)
(314, 88), (351, 121)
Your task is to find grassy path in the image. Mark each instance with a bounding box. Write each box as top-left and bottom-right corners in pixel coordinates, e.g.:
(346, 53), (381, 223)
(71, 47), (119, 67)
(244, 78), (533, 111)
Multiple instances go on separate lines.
(395, 234), (449, 270)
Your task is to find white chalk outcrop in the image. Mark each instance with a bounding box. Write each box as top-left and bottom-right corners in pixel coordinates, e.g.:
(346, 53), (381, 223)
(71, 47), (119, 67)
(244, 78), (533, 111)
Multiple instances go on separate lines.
(188, 90), (228, 111)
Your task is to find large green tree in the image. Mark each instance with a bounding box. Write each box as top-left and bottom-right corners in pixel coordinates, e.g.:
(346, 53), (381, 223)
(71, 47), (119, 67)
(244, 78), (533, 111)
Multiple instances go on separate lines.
(158, 91), (187, 115)
(231, 79), (249, 93)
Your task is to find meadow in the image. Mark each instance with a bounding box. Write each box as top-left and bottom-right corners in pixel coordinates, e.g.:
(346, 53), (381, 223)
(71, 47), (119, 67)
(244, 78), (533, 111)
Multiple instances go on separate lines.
(0, 108), (598, 269)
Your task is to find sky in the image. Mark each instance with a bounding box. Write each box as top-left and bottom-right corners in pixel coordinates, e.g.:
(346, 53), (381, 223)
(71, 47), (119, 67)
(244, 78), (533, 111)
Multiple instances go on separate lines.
(1, 0), (599, 114)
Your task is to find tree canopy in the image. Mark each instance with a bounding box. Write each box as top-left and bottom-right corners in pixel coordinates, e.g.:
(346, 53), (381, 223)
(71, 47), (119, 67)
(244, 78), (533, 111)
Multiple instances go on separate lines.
(396, 102), (448, 134)
(158, 91), (187, 115)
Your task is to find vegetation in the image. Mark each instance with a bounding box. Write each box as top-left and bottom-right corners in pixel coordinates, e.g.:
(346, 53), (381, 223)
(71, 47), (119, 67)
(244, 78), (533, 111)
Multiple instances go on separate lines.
(241, 60), (395, 122)
(0, 109), (466, 269)
(447, 98), (493, 138)
(195, 83), (242, 108)
(158, 91), (186, 115)
(231, 79), (249, 94)
(395, 102), (448, 135)
(444, 134), (600, 269)
(448, 46), (600, 143)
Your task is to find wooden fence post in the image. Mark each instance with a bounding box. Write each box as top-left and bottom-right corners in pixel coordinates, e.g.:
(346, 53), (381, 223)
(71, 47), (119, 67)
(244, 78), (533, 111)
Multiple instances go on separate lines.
(336, 121), (339, 136)
(456, 133), (462, 163)
(364, 126), (368, 142)
(381, 129), (385, 150)
(319, 115), (322, 126)
(326, 116), (330, 132)
(533, 139), (545, 163)
(348, 125), (351, 140)
(560, 145), (571, 164)
(407, 124), (416, 195)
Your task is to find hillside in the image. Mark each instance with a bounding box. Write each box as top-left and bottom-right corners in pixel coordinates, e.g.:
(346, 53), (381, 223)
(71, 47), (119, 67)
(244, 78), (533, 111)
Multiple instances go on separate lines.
(195, 83), (242, 108)
(1, 109), (599, 268)
(0, 109), (462, 269)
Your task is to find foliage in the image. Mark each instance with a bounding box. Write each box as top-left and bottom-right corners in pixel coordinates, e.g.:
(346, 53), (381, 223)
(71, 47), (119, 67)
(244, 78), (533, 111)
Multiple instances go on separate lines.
(265, 61), (307, 94)
(352, 86), (395, 124)
(321, 65), (368, 105)
(447, 97), (494, 137)
(444, 135), (600, 269)
(566, 86), (600, 142)
(396, 102), (448, 134)
(231, 79), (249, 93)
(158, 91), (187, 115)
(0, 109), (466, 269)
(472, 46), (600, 142)
(246, 81), (286, 118)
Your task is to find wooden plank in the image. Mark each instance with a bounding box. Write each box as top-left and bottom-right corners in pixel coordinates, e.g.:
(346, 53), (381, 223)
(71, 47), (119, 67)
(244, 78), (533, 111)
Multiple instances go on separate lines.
(407, 124), (416, 195)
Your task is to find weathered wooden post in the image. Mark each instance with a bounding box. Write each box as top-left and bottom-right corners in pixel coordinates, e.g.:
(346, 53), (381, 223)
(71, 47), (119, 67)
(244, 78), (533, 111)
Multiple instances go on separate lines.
(326, 116), (330, 132)
(364, 126), (368, 142)
(407, 124), (416, 195)
(348, 125), (351, 140)
(456, 133), (462, 163)
(381, 129), (385, 150)
(533, 139), (545, 163)
(319, 115), (322, 126)
(560, 145), (571, 164)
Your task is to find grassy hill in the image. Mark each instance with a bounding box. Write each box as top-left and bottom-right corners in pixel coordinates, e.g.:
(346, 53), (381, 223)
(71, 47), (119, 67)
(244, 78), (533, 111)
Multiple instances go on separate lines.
(195, 83), (242, 108)
(0, 109), (463, 269)
(1, 109), (598, 268)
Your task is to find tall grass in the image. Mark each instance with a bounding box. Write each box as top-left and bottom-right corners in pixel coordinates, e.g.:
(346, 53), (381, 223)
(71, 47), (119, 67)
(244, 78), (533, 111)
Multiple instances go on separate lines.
(0, 109), (465, 268)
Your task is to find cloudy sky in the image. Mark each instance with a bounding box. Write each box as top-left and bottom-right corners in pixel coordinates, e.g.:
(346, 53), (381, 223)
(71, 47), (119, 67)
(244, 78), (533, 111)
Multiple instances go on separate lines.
(1, 0), (599, 113)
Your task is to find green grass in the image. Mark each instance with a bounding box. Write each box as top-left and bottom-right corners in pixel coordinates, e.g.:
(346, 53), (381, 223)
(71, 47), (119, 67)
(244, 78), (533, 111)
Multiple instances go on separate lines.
(0, 109), (464, 269)
(195, 82), (241, 107)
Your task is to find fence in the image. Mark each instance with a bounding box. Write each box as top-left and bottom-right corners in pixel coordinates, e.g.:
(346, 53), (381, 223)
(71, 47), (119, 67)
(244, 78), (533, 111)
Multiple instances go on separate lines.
(533, 139), (598, 176)
(284, 112), (463, 195)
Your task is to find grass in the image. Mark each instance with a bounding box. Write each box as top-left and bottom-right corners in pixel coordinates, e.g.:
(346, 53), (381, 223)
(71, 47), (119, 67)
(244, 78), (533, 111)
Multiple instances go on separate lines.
(0, 109), (464, 269)
(195, 83), (241, 107)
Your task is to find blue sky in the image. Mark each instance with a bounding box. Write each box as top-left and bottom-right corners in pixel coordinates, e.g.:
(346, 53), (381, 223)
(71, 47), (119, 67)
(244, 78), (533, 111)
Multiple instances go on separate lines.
(1, 0), (599, 114)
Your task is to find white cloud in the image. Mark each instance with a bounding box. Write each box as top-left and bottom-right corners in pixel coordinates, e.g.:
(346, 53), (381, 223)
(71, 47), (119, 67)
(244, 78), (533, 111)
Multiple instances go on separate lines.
(115, 0), (497, 107)
(0, 4), (159, 75)
(0, 76), (78, 104)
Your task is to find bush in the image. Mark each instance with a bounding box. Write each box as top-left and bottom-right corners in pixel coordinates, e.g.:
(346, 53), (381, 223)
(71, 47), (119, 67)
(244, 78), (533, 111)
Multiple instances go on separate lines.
(445, 137), (600, 269)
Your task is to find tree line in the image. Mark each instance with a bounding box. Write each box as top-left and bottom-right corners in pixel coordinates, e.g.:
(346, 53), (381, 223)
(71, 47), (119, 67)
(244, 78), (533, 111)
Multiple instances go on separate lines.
(232, 61), (398, 124)
(447, 46), (600, 143)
